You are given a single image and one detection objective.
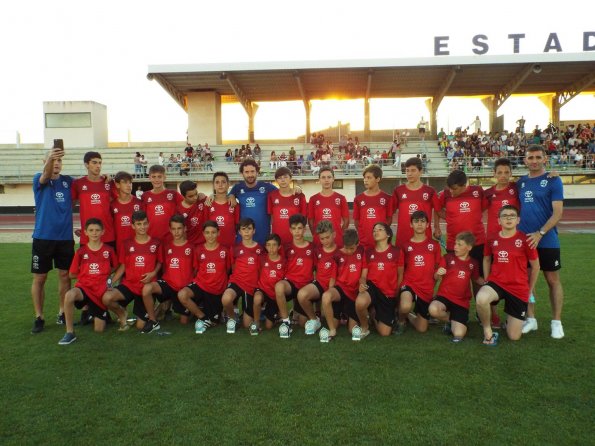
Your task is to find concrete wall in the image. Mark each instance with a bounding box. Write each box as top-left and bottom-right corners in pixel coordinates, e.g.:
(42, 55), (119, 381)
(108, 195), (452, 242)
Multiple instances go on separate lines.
(43, 101), (108, 149)
(187, 92), (222, 146)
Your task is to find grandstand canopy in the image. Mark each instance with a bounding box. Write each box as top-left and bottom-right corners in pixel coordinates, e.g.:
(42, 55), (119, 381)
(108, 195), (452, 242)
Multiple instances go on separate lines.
(148, 53), (595, 107)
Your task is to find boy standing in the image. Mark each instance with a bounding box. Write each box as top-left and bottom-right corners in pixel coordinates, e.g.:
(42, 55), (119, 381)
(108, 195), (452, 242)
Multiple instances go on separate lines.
(353, 165), (393, 250)
(307, 167), (349, 248)
(268, 167), (308, 246)
(203, 172), (240, 247)
(110, 171), (143, 254)
(428, 231), (483, 343)
(274, 214), (316, 338)
(142, 165), (183, 241)
(139, 215), (196, 333)
(102, 211), (162, 330)
(176, 180), (206, 246)
(396, 211), (442, 334)
(476, 205), (540, 345)
(177, 221), (231, 333)
(58, 219), (117, 345)
(221, 218), (263, 334)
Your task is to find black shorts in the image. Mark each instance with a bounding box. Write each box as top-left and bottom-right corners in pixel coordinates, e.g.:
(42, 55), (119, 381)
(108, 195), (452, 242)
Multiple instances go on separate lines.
(186, 282), (223, 323)
(31, 238), (75, 274)
(366, 281), (396, 327)
(73, 287), (109, 321)
(400, 285), (431, 320)
(434, 295), (469, 325)
(484, 282), (527, 321)
(309, 280), (325, 298)
(419, 128), (426, 134)
(114, 284), (148, 322)
(260, 292), (279, 323)
(155, 279), (178, 303)
(284, 279), (305, 317)
(334, 286), (359, 323)
(226, 282), (254, 317)
(537, 248), (561, 272)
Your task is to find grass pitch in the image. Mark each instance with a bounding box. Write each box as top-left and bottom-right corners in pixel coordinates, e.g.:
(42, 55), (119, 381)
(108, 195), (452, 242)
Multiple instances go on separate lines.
(1, 235), (593, 445)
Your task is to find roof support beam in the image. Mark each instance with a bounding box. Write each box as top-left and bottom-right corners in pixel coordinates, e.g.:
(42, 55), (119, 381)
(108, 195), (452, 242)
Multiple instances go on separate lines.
(556, 70), (595, 108)
(428, 67), (458, 137)
(364, 70), (374, 140)
(293, 71), (312, 143)
(494, 64), (535, 109)
(147, 73), (187, 111)
(221, 72), (254, 117)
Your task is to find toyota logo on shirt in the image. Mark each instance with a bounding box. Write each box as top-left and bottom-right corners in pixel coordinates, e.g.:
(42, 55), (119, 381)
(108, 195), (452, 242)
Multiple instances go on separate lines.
(246, 197), (256, 207)
(191, 217), (199, 226)
(366, 208), (376, 218)
(414, 255), (424, 266)
(170, 258), (180, 267)
(206, 262), (216, 272)
(323, 208), (332, 217)
(154, 205), (165, 215)
(89, 263), (100, 271)
(280, 209), (289, 218)
(216, 216), (225, 225)
(524, 191), (534, 203)
(459, 202), (471, 213)
(498, 251), (509, 262)
(91, 193), (101, 204)
(408, 203), (418, 213)
(56, 192), (64, 199)
(501, 200), (509, 206)
(121, 216), (131, 225)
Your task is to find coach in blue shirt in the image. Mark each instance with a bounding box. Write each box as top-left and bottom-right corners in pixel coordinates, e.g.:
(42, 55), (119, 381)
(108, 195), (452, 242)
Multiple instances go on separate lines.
(518, 145), (565, 339)
(31, 143), (74, 333)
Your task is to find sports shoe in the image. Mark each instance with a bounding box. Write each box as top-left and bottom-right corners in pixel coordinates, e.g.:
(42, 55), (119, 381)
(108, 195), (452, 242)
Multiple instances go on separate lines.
(522, 317), (538, 334)
(451, 336), (464, 344)
(305, 319), (321, 335)
(31, 317), (45, 334)
(249, 322), (260, 336)
(226, 318), (237, 334)
(56, 313), (65, 325)
(141, 319), (161, 334)
(58, 332), (77, 345)
(442, 322), (452, 335)
(319, 327), (332, 343)
(78, 310), (93, 326)
(482, 331), (499, 347)
(352, 325), (362, 341)
(394, 322), (406, 335)
(551, 320), (564, 339)
(279, 321), (292, 338)
(195, 319), (210, 334)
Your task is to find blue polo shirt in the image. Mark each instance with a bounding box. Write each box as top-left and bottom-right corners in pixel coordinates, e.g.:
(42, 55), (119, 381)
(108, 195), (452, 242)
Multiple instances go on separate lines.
(230, 180), (277, 246)
(32, 173), (74, 241)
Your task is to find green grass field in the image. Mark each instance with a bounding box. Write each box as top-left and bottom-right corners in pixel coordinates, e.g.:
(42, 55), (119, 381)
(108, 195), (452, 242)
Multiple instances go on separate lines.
(1, 235), (594, 445)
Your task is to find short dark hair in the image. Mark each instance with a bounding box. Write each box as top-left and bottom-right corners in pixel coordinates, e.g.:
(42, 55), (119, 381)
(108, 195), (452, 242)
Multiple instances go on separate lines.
(343, 228), (359, 247)
(264, 233), (281, 248)
(316, 220), (334, 234)
(169, 214), (185, 226)
(239, 159), (260, 174)
(526, 144), (547, 156)
(405, 157), (422, 170)
(238, 218), (255, 230)
(274, 166), (292, 179)
(179, 180), (197, 197)
(149, 165), (165, 175)
(410, 210), (428, 222)
(446, 169), (467, 188)
(132, 210), (148, 223)
(494, 158), (512, 170)
(84, 218), (103, 230)
(499, 204), (519, 217)
(363, 164), (383, 179)
(83, 151), (101, 164)
(213, 171), (229, 183)
(456, 231), (475, 246)
(114, 171), (133, 183)
(373, 222), (393, 239)
(202, 220), (219, 231)
(289, 214), (307, 227)
(319, 167), (334, 177)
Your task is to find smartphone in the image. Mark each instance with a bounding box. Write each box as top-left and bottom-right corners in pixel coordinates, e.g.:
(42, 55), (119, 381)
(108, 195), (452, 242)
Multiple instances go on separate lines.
(53, 139), (64, 150)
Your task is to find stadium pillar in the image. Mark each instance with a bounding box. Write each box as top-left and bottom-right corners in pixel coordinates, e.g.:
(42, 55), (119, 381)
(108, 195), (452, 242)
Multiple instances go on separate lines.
(425, 99), (436, 138)
(248, 103), (259, 144)
(481, 96), (497, 133)
(539, 94), (561, 128)
(186, 92), (222, 145)
(364, 98), (370, 141)
(304, 100), (311, 144)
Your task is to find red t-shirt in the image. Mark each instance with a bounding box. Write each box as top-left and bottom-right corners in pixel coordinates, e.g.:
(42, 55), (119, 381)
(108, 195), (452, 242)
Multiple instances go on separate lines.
(438, 185), (487, 250)
(142, 189), (183, 240)
(391, 184), (440, 248)
(176, 199), (206, 245)
(70, 244), (117, 308)
(436, 253), (479, 308)
(257, 255), (286, 299)
(119, 237), (162, 295)
(230, 242), (263, 295)
(314, 246), (338, 290)
(334, 246), (366, 301)
(161, 240), (196, 292)
(284, 241), (316, 289)
(365, 245), (401, 298)
(203, 200), (240, 248)
(484, 183), (520, 240)
(398, 238), (442, 302)
(353, 191), (393, 249)
(72, 177), (115, 244)
(267, 191), (308, 245)
(111, 197), (143, 253)
(307, 192), (349, 248)
(484, 230), (538, 301)
(193, 244), (231, 295)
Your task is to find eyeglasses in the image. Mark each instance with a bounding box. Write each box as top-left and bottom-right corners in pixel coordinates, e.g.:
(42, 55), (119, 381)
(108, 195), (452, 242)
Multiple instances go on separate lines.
(499, 214), (518, 220)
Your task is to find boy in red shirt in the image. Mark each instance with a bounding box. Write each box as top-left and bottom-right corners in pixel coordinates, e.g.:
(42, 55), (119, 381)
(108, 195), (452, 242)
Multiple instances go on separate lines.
(476, 205), (540, 346)
(396, 210), (442, 334)
(221, 218), (263, 335)
(253, 234), (286, 331)
(142, 165), (183, 241)
(110, 171), (143, 254)
(319, 229), (365, 342)
(176, 180), (206, 246)
(59, 218), (117, 345)
(297, 220), (338, 336)
(353, 165), (393, 250)
(429, 231), (484, 343)
(307, 167), (349, 248)
(268, 167), (308, 246)
(203, 172), (240, 248)
(354, 222), (402, 340)
(102, 211), (163, 331)
(139, 215), (196, 333)
(177, 220), (231, 334)
(275, 214), (316, 338)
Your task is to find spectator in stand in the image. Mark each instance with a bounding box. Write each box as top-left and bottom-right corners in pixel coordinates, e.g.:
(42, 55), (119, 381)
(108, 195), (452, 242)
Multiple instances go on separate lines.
(158, 152), (164, 166)
(278, 152), (288, 167)
(297, 154), (304, 173)
(225, 149), (233, 163)
(140, 155), (148, 177)
(184, 143), (193, 160)
(135, 185), (143, 200)
(253, 143), (262, 162)
(133, 152), (143, 178)
(179, 159), (190, 176)
(270, 151), (278, 169)
(418, 117), (428, 140)
(203, 143), (211, 157)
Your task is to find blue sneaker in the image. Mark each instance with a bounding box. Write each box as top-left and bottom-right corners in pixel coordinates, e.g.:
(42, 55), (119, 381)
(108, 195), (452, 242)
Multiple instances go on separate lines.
(58, 332), (77, 345)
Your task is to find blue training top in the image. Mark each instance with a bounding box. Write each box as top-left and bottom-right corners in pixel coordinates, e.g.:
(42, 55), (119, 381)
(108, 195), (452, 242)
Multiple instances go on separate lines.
(229, 180), (277, 246)
(517, 173), (564, 249)
(32, 172), (74, 241)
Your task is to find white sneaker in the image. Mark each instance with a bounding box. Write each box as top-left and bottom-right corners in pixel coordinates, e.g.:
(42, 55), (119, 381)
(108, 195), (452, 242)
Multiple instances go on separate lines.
(352, 325), (362, 341)
(279, 321), (292, 339)
(522, 317), (538, 334)
(195, 319), (206, 334)
(226, 319), (237, 334)
(551, 320), (564, 339)
(305, 318), (321, 335)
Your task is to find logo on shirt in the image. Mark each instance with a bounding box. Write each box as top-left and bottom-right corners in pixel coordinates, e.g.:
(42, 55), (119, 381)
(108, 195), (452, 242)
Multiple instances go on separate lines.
(401, 194), (407, 199)
(170, 258), (180, 268)
(366, 208), (376, 218)
(82, 185), (88, 191)
(380, 198), (387, 206)
(408, 203), (418, 213)
(121, 216), (131, 226)
(167, 193), (173, 200)
(306, 250), (312, 256)
(280, 208), (289, 218)
(103, 251), (110, 258)
(324, 261), (332, 269)
(216, 216), (225, 226)
(206, 262), (216, 273)
(154, 205), (165, 215)
(540, 180), (548, 188)
(423, 192), (429, 201)
(335, 198), (341, 206)
(91, 193), (101, 204)
(515, 239), (523, 247)
(248, 257), (255, 265)
(407, 246), (413, 252)
(387, 252), (393, 259)
(414, 255), (425, 267)
(150, 245), (157, 253)
(472, 190), (479, 198)
(219, 251), (226, 258)
(62, 181), (69, 189)
(259, 187), (266, 193)
(349, 264), (357, 272)
(246, 197), (256, 207)
(83, 254), (89, 260)
(501, 200), (509, 206)
(185, 248), (191, 256)
(497, 251), (509, 262)
(134, 204), (140, 211)
(377, 262), (385, 271)
(459, 202), (471, 213)
(428, 244), (434, 251)
(89, 263), (100, 274)
(296, 258), (304, 266)
(524, 191), (534, 203)
(55, 192), (65, 203)
(105, 183), (110, 191)
(135, 256), (145, 267)
(293, 198), (300, 206)
(191, 217), (199, 227)
(147, 197), (152, 203)
(457, 270), (466, 279)
(200, 253), (206, 260)
(509, 189), (515, 195)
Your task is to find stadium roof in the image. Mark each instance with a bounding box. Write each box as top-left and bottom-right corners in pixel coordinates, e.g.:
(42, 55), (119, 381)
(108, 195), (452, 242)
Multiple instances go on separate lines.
(148, 53), (595, 109)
